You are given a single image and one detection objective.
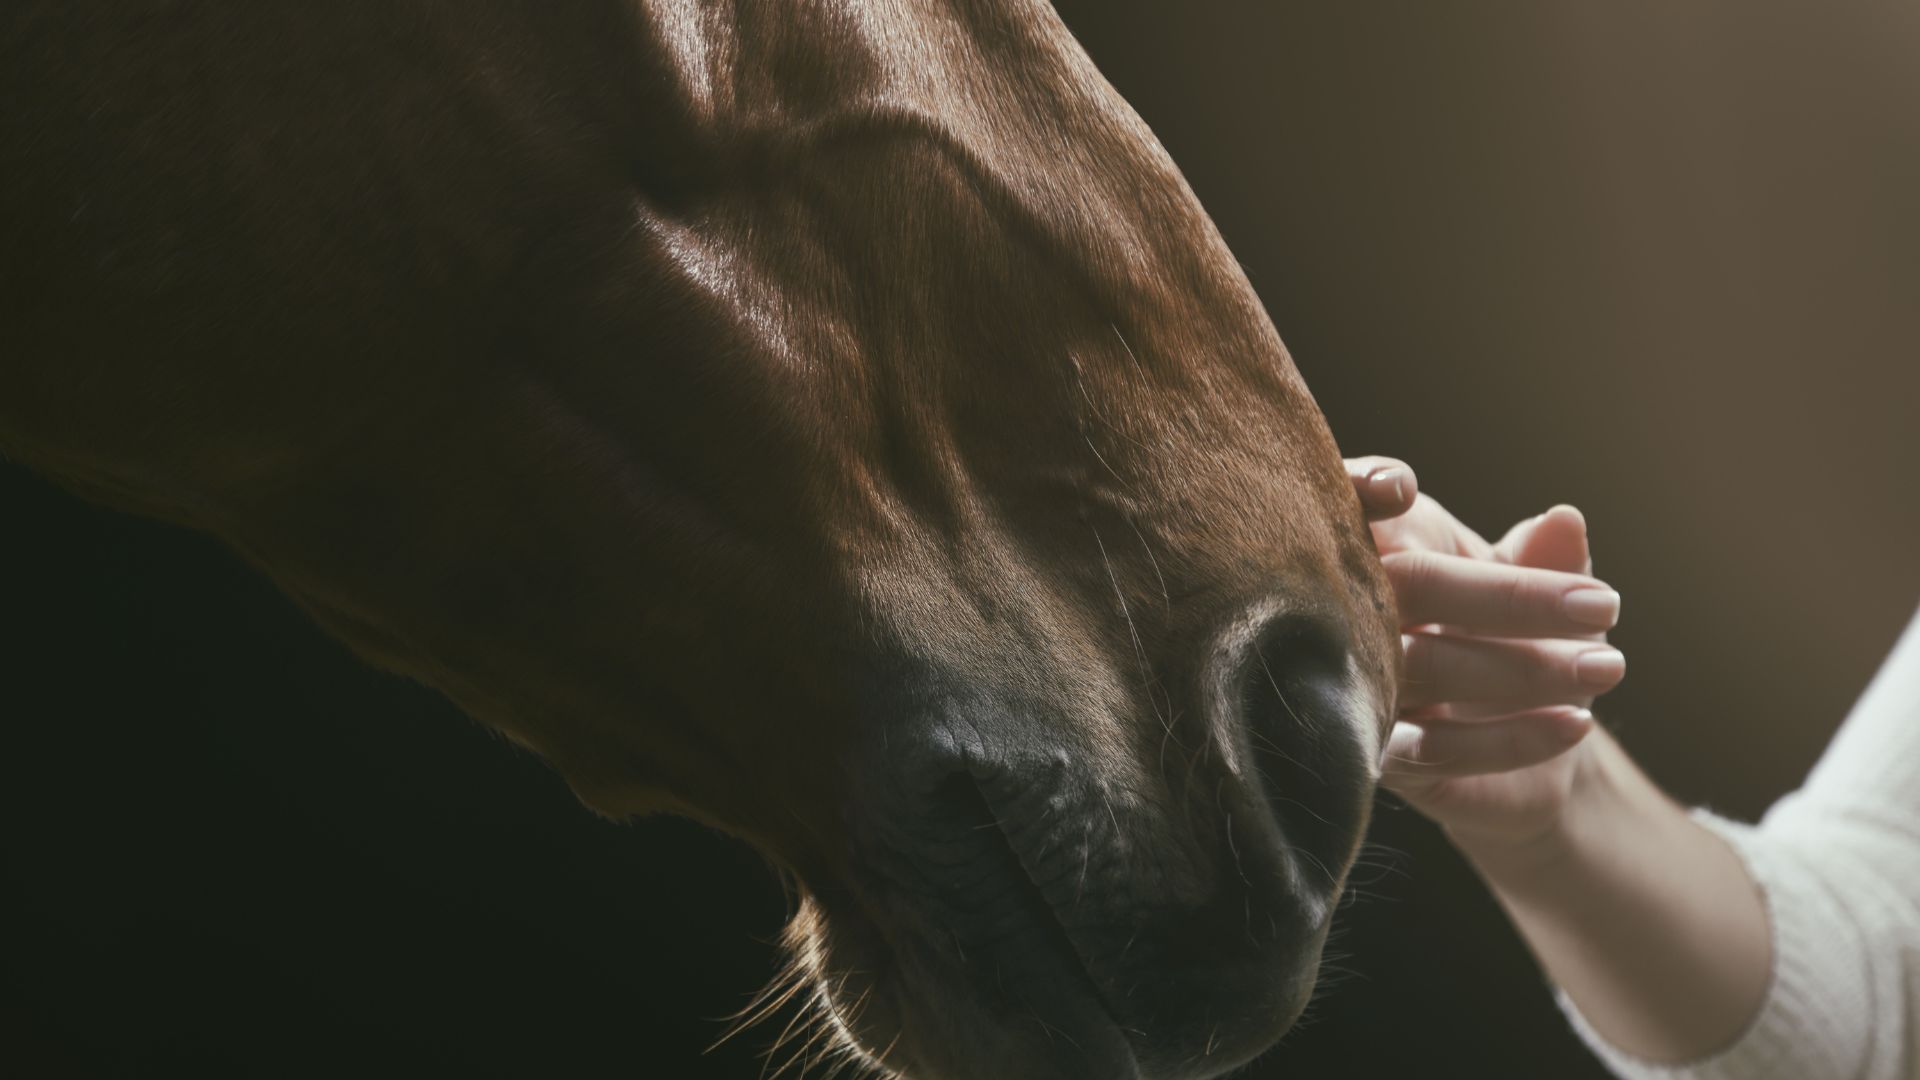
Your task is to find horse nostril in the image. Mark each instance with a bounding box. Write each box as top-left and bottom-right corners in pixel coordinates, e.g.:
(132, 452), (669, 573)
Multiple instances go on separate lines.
(1236, 616), (1373, 887)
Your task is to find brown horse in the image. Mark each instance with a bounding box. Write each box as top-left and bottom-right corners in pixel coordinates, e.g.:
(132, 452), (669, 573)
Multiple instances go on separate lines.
(1, 2), (1397, 1076)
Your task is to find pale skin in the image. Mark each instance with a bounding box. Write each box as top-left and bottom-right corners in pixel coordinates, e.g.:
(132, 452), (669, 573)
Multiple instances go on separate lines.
(1343, 456), (1771, 1066)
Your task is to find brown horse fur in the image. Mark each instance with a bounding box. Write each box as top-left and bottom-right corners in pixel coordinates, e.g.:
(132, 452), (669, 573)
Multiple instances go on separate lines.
(1, 2), (1398, 1077)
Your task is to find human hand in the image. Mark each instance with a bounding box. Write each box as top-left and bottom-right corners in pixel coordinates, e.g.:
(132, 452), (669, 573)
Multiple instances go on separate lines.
(1345, 457), (1625, 851)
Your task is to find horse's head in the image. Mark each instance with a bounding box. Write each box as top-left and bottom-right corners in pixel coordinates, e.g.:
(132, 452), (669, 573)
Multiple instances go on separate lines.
(1, 1), (1391, 1076)
(500, 6), (1399, 1078)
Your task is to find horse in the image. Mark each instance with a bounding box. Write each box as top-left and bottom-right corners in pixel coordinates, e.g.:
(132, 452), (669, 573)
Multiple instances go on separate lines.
(0, 2), (1398, 1076)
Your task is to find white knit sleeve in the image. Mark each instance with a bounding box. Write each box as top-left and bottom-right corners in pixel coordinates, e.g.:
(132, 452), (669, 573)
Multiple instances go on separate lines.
(1562, 606), (1920, 1080)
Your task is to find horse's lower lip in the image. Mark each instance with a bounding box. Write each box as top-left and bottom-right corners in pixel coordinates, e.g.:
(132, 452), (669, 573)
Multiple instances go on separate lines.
(964, 777), (1117, 999)
(924, 770), (1331, 1079)
(932, 773), (1117, 995)
(870, 772), (1140, 1077)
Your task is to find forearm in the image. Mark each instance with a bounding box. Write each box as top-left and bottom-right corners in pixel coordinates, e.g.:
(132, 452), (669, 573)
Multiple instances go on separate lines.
(1458, 728), (1771, 1065)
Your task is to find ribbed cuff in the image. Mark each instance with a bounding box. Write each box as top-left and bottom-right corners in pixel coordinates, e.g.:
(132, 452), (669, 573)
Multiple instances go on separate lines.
(1557, 808), (1871, 1080)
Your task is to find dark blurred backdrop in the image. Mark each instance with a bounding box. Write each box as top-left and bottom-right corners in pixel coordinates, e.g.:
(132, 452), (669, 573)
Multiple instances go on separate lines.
(5, 3), (1917, 1077)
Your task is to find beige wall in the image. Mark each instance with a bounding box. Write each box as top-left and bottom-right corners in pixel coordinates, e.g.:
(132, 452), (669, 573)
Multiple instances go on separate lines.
(1062, 0), (1920, 812)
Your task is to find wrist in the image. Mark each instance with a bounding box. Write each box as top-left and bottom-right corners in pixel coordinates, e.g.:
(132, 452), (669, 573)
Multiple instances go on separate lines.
(1451, 729), (1671, 896)
(1445, 726), (1774, 1063)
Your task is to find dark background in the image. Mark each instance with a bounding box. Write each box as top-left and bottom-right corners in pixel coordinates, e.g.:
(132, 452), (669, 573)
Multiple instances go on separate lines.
(6, 3), (1917, 1077)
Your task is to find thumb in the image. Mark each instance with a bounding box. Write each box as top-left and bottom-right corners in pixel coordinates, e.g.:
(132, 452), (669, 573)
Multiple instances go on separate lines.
(1495, 505), (1592, 575)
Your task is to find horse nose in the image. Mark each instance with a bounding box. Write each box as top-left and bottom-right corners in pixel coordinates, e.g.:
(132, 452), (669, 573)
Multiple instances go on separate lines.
(1227, 613), (1378, 894)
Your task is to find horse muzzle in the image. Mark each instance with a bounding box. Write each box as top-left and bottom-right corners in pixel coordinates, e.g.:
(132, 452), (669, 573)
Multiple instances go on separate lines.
(814, 613), (1383, 1079)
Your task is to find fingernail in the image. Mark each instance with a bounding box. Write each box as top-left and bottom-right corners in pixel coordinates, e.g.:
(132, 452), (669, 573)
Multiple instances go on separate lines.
(1575, 647), (1626, 687)
(1370, 467), (1407, 504)
(1562, 588), (1621, 629)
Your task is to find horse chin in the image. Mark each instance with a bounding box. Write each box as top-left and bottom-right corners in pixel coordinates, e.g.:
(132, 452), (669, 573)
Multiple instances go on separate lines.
(779, 772), (1343, 1079)
(787, 891), (1145, 1080)
(790, 855), (1328, 1080)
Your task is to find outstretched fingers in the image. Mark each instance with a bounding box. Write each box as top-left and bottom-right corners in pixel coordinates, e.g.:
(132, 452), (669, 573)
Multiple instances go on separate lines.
(1399, 631), (1626, 710)
(1382, 707), (1596, 782)
(1385, 550), (1621, 638)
